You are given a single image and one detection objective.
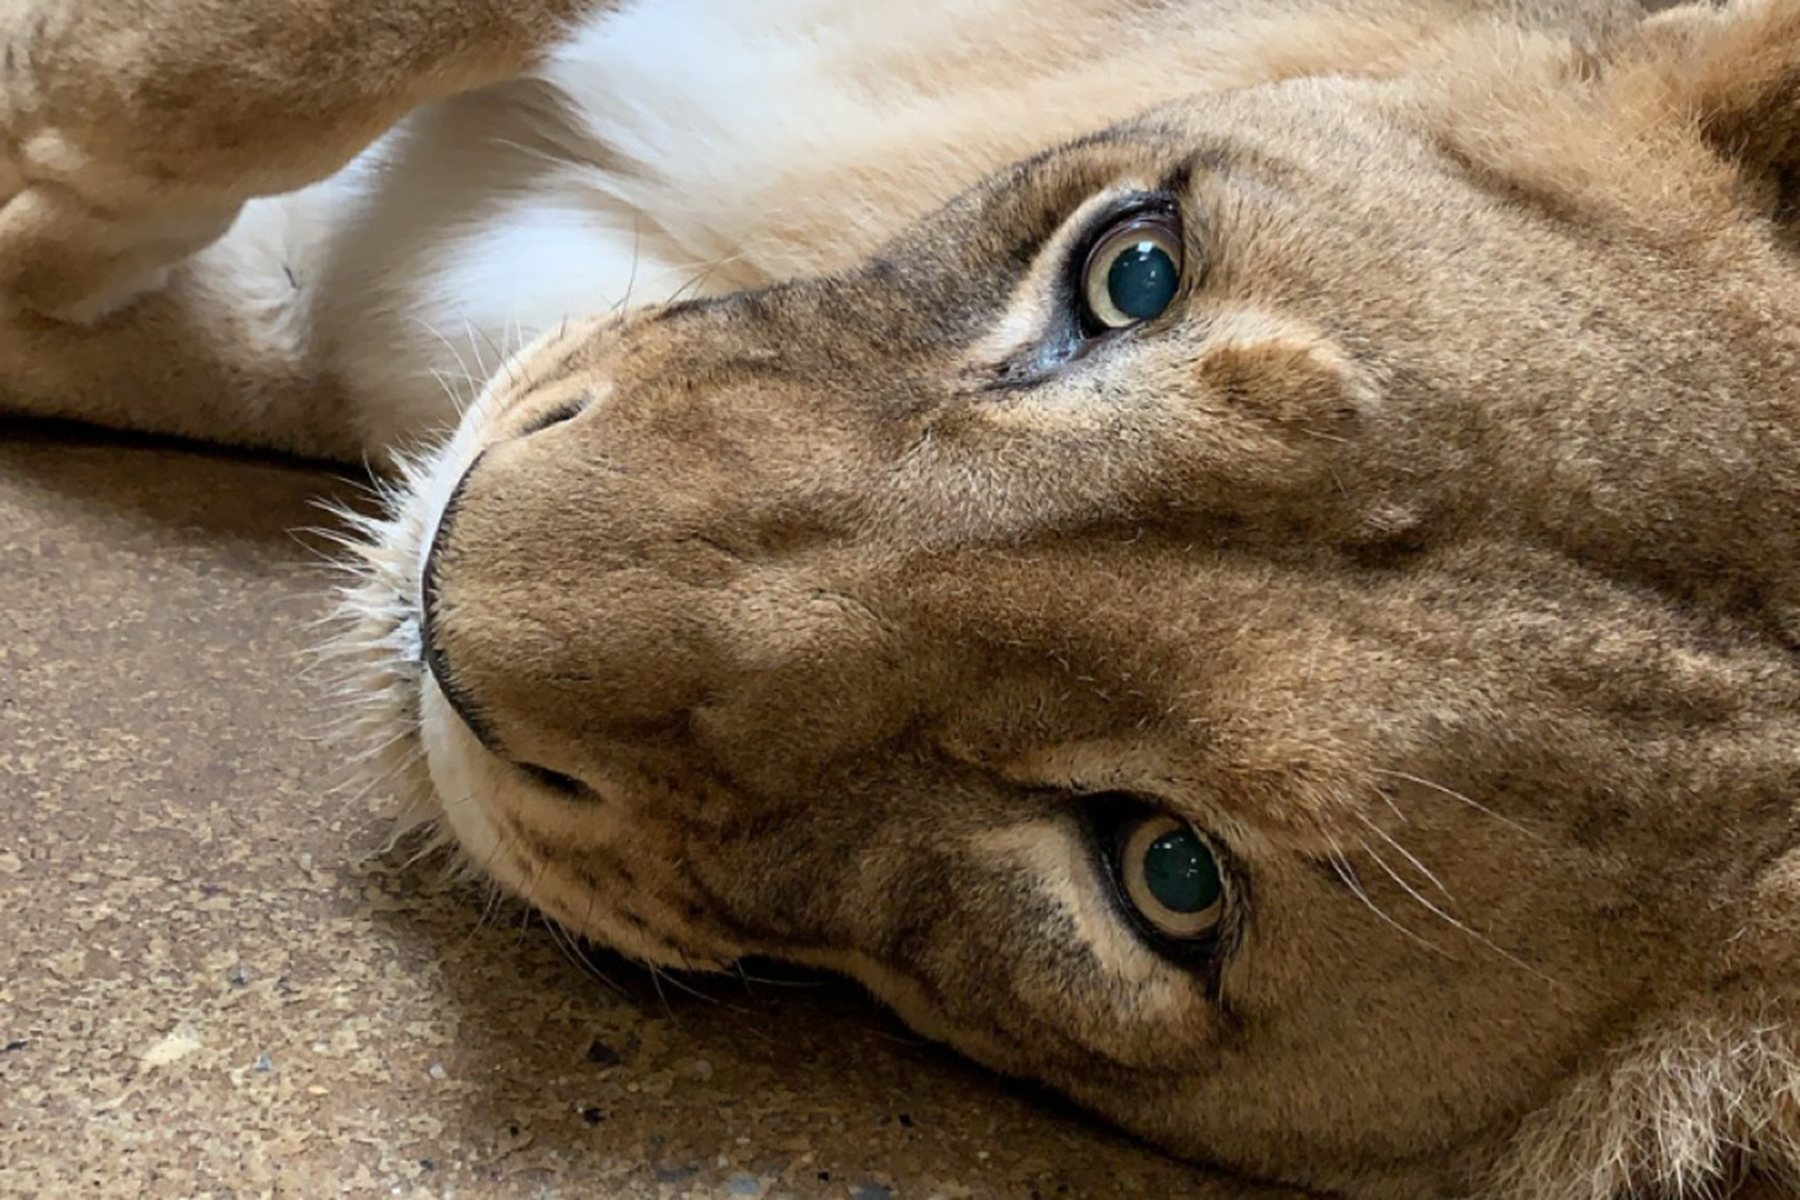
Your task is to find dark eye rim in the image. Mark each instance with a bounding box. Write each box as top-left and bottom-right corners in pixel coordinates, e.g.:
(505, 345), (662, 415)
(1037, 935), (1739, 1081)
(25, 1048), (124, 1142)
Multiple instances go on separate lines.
(1079, 792), (1236, 968)
(1070, 195), (1186, 340)
(979, 190), (1192, 391)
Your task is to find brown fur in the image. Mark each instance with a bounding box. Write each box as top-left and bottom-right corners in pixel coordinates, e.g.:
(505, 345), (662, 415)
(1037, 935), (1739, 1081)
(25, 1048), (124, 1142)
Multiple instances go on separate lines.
(5, 0), (1799, 1196)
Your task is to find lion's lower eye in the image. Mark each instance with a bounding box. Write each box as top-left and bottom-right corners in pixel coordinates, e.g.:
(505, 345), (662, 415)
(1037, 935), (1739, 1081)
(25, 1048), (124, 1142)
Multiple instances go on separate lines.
(1118, 813), (1225, 940)
(1081, 215), (1183, 332)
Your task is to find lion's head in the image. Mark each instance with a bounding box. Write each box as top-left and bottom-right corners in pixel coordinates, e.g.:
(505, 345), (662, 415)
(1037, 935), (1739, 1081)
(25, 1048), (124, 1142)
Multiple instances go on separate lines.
(338, 3), (1800, 1196)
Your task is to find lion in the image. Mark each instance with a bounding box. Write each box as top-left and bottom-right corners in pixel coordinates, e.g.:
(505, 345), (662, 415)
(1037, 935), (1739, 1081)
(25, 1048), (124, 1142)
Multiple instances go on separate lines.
(2, 0), (1797, 1195)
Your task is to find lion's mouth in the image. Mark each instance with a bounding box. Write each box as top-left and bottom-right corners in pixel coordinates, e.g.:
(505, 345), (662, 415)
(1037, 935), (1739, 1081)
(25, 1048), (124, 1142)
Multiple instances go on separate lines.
(323, 397), (497, 837)
(322, 401), (648, 909)
(411, 448), (603, 805)
(416, 450), (504, 759)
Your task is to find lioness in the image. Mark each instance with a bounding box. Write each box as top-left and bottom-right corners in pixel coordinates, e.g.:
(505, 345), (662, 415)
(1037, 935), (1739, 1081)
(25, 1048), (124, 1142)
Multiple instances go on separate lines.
(3, 0), (1797, 1195)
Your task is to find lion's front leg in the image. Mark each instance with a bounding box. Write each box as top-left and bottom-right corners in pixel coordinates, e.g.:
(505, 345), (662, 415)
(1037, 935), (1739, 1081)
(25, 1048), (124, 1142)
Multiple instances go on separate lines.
(0, 0), (602, 321)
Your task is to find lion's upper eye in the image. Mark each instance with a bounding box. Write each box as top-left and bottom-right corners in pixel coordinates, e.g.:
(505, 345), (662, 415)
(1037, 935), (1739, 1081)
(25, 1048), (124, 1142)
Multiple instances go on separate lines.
(1080, 214), (1183, 333)
(1116, 812), (1225, 941)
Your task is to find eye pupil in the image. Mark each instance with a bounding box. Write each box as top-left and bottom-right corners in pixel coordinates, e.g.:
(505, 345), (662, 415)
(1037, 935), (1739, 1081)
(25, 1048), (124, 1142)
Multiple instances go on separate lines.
(1105, 241), (1179, 321)
(1111, 808), (1226, 945)
(1141, 827), (1222, 915)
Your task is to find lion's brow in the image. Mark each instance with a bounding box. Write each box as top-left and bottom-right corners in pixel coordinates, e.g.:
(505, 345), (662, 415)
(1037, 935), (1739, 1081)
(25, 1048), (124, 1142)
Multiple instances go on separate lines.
(982, 135), (1279, 277)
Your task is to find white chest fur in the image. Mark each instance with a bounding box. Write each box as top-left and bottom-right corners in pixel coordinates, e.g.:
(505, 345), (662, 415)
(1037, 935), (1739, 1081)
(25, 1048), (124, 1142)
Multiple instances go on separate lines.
(239, 0), (1253, 450)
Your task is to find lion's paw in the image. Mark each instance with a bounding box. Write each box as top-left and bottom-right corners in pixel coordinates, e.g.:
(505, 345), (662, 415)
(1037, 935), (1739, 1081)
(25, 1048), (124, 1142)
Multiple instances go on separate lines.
(0, 14), (245, 323)
(0, 129), (244, 324)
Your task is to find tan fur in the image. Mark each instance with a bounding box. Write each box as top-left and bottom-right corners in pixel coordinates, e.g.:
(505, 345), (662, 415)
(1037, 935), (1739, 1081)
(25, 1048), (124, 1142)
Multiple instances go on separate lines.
(4, 0), (1799, 1196)
(0, 0), (598, 317)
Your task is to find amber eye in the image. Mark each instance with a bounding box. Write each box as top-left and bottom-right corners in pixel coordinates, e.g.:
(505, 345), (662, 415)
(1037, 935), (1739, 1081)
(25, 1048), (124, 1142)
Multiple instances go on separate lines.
(1116, 814), (1225, 940)
(1080, 215), (1184, 332)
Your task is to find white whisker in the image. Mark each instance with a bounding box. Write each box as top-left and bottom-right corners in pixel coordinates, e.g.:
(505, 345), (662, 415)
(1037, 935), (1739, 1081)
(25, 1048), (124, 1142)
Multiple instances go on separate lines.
(1323, 833), (1448, 958)
(1372, 768), (1546, 842)
(1352, 809), (1451, 900)
(1355, 832), (1566, 991)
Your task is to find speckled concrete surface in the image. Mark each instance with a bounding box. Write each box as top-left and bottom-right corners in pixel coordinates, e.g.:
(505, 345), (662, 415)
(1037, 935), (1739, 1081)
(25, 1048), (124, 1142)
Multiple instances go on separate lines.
(0, 425), (1279, 1200)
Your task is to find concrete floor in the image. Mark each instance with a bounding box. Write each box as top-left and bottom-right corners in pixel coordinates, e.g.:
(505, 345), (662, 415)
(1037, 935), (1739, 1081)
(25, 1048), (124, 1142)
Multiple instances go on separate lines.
(0, 425), (1277, 1199)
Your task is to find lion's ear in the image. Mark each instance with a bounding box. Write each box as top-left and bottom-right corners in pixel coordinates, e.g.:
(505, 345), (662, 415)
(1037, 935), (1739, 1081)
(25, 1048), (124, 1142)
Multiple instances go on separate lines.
(1449, 1), (1800, 238)
(1634, 1), (1800, 207)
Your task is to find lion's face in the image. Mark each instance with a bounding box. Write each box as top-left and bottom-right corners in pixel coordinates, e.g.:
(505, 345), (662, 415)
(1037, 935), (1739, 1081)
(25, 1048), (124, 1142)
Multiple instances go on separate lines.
(344, 10), (1800, 1197)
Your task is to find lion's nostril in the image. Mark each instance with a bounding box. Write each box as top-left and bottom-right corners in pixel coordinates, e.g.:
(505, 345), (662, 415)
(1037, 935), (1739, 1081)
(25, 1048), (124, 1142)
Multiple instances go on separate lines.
(517, 761), (594, 800)
(520, 398), (587, 437)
